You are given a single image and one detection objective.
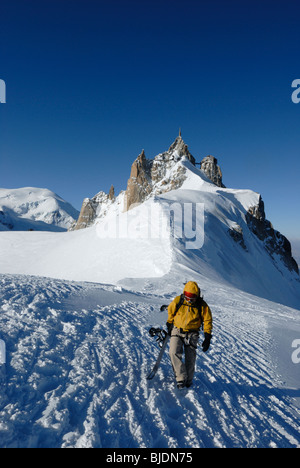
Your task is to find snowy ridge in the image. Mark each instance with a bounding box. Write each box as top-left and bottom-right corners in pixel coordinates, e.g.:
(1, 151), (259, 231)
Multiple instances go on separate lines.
(171, 160), (300, 309)
(0, 159), (299, 308)
(0, 274), (299, 448)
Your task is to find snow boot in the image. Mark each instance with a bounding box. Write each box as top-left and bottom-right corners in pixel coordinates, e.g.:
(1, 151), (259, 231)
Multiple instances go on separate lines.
(176, 381), (185, 389)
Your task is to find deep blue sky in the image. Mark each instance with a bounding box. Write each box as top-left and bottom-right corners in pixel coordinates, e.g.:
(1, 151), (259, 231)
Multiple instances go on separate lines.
(1, 0), (300, 243)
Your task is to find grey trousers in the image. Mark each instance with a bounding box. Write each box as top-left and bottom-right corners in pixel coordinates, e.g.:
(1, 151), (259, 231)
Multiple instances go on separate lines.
(169, 327), (199, 384)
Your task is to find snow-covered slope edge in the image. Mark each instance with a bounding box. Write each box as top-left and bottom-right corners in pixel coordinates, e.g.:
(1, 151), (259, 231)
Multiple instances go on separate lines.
(156, 159), (300, 310)
(0, 187), (79, 231)
(0, 161), (299, 309)
(0, 274), (299, 448)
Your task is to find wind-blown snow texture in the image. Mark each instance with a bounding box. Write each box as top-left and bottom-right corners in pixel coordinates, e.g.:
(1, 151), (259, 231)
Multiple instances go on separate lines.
(0, 157), (299, 448)
(0, 274), (299, 448)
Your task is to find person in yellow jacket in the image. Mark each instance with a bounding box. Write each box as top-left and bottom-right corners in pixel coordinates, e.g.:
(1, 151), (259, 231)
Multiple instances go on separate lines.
(166, 281), (213, 389)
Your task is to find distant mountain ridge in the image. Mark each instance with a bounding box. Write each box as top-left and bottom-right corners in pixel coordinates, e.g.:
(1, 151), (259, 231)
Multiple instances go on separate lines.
(0, 187), (79, 232)
(0, 135), (298, 308)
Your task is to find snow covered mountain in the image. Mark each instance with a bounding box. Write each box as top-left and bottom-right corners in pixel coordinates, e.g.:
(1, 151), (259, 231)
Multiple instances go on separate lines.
(72, 135), (298, 279)
(0, 136), (299, 448)
(0, 187), (79, 231)
(1, 136), (298, 308)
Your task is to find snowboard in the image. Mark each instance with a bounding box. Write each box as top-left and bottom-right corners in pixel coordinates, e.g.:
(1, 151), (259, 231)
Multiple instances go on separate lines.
(147, 333), (170, 380)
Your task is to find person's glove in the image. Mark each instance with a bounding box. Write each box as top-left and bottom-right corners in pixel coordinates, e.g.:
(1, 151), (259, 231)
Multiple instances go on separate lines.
(166, 322), (173, 336)
(202, 333), (212, 352)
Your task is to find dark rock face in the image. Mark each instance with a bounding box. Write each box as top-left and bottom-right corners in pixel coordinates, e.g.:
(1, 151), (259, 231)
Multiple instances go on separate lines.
(200, 155), (225, 188)
(124, 136), (193, 211)
(0, 209), (13, 230)
(108, 185), (115, 201)
(246, 196), (299, 274)
(124, 150), (153, 211)
(71, 188), (115, 231)
(72, 198), (96, 231)
(228, 224), (247, 251)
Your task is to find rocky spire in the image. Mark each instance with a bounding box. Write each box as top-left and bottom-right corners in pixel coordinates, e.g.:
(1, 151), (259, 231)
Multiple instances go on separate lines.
(200, 155), (225, 188)
(70, 189), (116, 230)
(124, 149), (152, 211)
(167, 132), (196, 165)
(246, 196), (299, 274)
(108, 184), (115, 201)
(124, 134), (194, 211)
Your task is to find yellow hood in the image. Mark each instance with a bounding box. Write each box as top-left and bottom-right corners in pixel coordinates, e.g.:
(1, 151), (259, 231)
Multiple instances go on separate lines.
(184, 281), (200, 297)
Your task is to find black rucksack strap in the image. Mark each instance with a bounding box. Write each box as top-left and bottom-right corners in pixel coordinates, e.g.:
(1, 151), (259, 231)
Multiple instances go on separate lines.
(174, 294), (185, 316)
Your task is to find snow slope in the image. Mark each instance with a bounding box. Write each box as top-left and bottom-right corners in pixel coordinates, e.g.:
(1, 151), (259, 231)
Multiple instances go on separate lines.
(0, 159), (299, 309)
(0, 274), (299, 448)
(0, 157), (299, 448)
(0, 187), (79, 231)
(0, 206), (172, 284)
(159, 160), (300, 310)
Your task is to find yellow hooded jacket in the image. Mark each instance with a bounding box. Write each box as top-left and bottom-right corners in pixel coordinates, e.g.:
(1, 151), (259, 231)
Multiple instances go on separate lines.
(167, 281), (213, 334)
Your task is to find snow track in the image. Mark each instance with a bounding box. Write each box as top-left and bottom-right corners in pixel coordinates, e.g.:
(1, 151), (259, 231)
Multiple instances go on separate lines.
(0, 274), (299, 448)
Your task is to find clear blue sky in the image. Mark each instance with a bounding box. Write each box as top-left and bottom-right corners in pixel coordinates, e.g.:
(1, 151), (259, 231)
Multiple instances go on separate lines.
(1, 0), (300, 242)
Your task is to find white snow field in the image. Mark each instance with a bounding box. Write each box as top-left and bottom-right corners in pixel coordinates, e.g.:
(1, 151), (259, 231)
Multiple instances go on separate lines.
(0, 158), (299, 448)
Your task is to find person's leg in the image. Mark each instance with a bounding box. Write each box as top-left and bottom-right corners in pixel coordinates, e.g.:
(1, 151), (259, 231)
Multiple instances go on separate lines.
(185, 345), (197, 386)
(185, 332), (199, 386)
(169, 330), (186, 384)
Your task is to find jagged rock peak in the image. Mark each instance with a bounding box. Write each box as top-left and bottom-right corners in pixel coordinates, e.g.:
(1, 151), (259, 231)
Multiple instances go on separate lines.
(70, 188), (116, 231)
(125, 149), (153, 212)
(108, 184), (115, 201)
(200, 155), (225, 188)
(124, 134), (193, 211)
(167, 134), (196, 165)
(246, 196), (299, 274)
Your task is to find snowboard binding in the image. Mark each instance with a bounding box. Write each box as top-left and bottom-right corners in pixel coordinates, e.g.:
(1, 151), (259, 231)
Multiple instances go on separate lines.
(149, 327), (168, 348)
